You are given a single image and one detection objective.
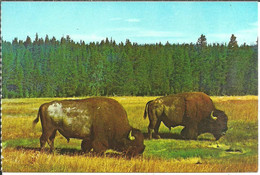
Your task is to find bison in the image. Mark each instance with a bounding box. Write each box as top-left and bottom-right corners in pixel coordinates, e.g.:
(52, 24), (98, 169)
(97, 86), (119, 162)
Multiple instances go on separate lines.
(33, 97), (145, 157)
(143, 92), (228, 140)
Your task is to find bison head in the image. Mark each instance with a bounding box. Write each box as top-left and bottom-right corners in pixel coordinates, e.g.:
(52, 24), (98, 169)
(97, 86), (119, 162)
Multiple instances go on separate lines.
(198, 110), (228, 140)
(122, 129), (145, 157)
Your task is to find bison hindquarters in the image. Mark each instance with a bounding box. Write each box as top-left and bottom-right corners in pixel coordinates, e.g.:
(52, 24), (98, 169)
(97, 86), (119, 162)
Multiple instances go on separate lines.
(33, 97), (145, 157)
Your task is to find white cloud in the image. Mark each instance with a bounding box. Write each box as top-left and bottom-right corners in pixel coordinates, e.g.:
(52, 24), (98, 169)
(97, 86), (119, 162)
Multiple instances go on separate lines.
(125, 18), (141, 23)
(109, 18), (141, 23)
(207, 26), (257, 45)
(235, 27), (258, 45)
(207, 33), (231, 43)
(249, 21), (258, 27)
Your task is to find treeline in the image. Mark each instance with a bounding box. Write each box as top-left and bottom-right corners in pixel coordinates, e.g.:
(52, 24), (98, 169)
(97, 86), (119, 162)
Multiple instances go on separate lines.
(2, 34), (258, 98)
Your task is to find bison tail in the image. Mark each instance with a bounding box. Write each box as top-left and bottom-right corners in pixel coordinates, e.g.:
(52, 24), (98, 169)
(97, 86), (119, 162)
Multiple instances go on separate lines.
(32, 109), (40, 129)
(143, 100), (153, 119)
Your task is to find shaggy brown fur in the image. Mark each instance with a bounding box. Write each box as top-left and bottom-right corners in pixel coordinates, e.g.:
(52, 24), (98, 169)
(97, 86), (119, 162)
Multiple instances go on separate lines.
(144, 92), (228, 140)
(33, 97), (145, 156)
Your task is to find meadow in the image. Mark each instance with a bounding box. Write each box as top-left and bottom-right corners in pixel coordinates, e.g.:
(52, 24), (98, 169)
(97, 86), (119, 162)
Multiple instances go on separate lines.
(2, 96), (258, 172)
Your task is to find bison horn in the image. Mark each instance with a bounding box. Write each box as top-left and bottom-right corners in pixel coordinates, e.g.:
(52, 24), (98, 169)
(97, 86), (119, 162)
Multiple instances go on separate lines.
(211, 111), (217, 120)
(128, 130), (135, 141)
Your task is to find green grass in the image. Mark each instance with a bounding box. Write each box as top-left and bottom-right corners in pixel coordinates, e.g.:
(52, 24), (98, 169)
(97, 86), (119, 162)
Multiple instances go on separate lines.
(3, 119), (257, 162)
(2, 138), (39, 148)
(144, 139), (220, 159)
(1, 96), (258, 172)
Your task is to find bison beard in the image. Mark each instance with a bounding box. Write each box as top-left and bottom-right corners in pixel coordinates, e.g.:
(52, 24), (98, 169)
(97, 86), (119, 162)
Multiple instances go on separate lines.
(33, 97), (145, 157)
(143, 92), (228, 140)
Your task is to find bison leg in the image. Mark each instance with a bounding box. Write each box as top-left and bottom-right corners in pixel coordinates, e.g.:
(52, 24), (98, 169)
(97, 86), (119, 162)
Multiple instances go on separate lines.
(154, 120), (161, 139)
(181, 126), (198, 140)
(40, 134), (47, 151)
(92, 139), (108, 155)
(81, 138), (92, 153)
(148, 127), (154, 140)
(40, 128), (55, 151)
(180, 127), (188, 139)
(148, 119), (161, 139)
(48, 130), (57, 152)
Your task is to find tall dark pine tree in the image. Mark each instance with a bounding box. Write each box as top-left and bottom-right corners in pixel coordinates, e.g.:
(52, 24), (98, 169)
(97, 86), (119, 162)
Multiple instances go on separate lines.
(171, 45), (192, 94)
(2, 35), (258, 98)
(2, 41), (15, 98)
(149, 45), (169, 95)
(12, 37), (18, 45)
(188, 43), (200, 92)
(14, 43), (25, 97)
(197, 34), (207, 48)
(88, 46), (105, 96)
(115, 50), (135, 95)
(196, 34), (211, 93)
(228, 34), (238, 49)
(134, 49), (150, 95)
(226, 34), (241, 95)
(209, 44), (228, 95)
(24, 36), (32, 48)
(242, 42), (258, 95)
(22, 50), (34, 97)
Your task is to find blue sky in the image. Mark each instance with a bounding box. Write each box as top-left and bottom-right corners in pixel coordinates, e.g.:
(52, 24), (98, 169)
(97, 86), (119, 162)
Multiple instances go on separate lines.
(2, 2), (258, 45)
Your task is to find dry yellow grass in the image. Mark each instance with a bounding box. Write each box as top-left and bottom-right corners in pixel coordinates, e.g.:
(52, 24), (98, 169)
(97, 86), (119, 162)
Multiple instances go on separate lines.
(212, 96), (258, 122)
(1, 96), (258, 172)
(2, 95), (257, 139)
(3, 147), (257, 172)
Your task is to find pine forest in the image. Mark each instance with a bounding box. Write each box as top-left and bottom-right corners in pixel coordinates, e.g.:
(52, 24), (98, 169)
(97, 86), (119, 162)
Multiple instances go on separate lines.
(2, 34), (258, 98)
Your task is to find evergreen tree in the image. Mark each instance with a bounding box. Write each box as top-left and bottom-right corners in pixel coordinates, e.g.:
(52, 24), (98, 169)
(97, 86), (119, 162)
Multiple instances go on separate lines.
(226, 34), (241, 95)
(33, 33), (39, 45)
(2, 35), (258, 98)
(210, 44), (228, 95)
(88, 46), (105, 96)
(197, 34), (207, 48)
(188, 43), (200, 92)
(134, 48), (151, 95)
(115, 51), (135, 95)
(2, 41), (15, 98)
(24, 36), (32, 48)
(196, 35), (212, 93)
(171, 45), (192, 94)
(22, 49), (34, 97)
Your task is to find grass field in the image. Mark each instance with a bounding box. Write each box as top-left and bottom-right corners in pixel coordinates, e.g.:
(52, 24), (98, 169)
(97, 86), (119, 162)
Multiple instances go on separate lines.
(2, 96), (258, 172)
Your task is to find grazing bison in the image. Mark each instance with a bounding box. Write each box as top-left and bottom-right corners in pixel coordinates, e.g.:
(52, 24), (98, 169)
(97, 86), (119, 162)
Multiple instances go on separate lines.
(33, 97), (145, 156)
(143, 92), (228, 140)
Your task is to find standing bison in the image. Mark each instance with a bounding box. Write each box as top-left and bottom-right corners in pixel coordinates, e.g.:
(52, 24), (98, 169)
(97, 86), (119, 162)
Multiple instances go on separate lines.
(33, 97), (145, 156)
(144, 92), (228, 140)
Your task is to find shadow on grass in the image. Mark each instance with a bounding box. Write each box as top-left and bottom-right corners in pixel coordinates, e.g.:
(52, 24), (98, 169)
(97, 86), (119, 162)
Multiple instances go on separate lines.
(16, 146), (41, 152)
(15, 146), (130, 158)
(143, 132), (214, 141)
(143, 132), (183, 140)
(16, 146), (81, 155)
